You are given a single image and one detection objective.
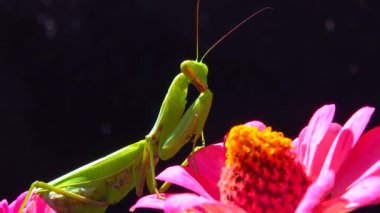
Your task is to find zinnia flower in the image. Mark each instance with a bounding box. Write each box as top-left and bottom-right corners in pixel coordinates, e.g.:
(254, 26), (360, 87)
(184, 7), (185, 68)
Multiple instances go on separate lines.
(1, 191), (56, 213)
(294, 104), (379, 212)
(131, 104), (380, 212)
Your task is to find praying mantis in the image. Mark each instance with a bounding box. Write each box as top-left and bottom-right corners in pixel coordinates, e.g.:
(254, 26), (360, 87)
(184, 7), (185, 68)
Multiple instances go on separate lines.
(18, 1), (272, 212)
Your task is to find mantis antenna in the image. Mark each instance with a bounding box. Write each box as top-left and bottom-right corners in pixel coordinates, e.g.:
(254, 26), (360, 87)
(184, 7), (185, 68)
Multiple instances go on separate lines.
(196, 0), (200, 61)
(199, 6), (273, 62)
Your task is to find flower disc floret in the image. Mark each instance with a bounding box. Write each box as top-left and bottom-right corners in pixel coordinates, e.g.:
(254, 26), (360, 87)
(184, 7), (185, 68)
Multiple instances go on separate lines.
(219, 125), (310, 212)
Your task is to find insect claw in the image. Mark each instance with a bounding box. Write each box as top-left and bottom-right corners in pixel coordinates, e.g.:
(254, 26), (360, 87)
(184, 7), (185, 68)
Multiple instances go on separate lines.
(155, 188), (166, 200)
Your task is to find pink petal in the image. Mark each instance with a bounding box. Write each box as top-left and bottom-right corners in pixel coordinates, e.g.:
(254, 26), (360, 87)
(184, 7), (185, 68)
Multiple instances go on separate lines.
(319, 107), (375, 177)
(130, 193), (224, 213)
(294, 126), (308, 163)
(302, 104), (335, 175)
(315, 197), (349, 213)
(186, 142), (226, 184)
(130, 193), (169, 212)
(308, 123), (341, 179)
(164, 193), (211, 213)
(292, 138), (300, 151)
(244, 120), (266, 131)
(8, 191), (27, 212)
(157, 143), (226, 200)
(156, 166), (217, 200)
(26, 194), (55, 213)
(1, 199), (9, 213)
(5, 192), (56, 213)
(296, 170), (335, 213)
(341, 175), (380, 210)
(349, 161), (380, 189)
(189, 202), (246, 213)
(333, 126), (380, 196)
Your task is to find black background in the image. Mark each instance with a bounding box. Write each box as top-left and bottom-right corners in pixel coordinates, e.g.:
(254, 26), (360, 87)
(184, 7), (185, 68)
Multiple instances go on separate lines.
(1, 0), (379, 212)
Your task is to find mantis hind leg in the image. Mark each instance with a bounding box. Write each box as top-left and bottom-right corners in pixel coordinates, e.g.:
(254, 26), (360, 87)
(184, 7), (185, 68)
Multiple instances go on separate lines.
(19, 181), (106, 213)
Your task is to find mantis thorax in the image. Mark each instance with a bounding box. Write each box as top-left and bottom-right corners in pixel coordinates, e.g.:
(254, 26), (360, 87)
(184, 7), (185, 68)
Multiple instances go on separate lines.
(180, 60), (208, 92)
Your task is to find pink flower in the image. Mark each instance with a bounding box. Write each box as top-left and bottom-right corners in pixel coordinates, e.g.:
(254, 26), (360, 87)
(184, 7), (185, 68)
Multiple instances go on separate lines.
(294, 104), (380, 212)
(1, 191), (56, 213)
(131, 104), (380, 212)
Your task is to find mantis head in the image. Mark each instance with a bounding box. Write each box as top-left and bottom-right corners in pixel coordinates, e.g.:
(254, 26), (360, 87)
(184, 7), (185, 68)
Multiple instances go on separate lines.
(180, 2), (271, 93)
(180, 60), (209, 92)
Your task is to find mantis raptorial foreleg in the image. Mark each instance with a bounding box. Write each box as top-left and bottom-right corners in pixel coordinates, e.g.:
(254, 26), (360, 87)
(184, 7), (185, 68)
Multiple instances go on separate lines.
(143, 67), (213, 196)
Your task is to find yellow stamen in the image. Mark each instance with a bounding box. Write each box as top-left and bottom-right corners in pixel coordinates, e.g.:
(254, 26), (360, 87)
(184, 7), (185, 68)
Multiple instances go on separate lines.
(225, 125), (292, 167)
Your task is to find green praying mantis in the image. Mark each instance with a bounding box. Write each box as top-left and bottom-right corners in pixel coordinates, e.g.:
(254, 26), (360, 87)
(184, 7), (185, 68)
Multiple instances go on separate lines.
(18, 1), (272, 212)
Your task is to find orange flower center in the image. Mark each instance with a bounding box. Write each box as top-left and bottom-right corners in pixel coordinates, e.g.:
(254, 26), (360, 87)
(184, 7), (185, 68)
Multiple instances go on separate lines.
(218, 125), (310, 212)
